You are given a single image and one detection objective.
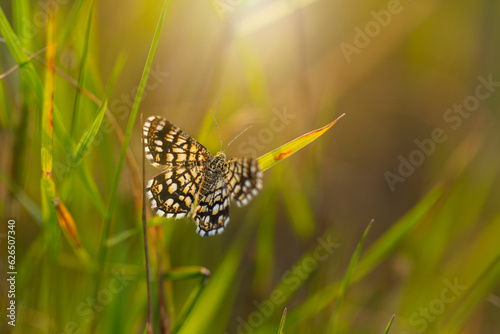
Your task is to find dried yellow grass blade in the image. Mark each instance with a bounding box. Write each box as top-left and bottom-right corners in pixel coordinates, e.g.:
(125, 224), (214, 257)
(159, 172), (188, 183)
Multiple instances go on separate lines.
(53, 198), (82, 248)
(39, 10), (59, 257)
(257, 114), (345, 171)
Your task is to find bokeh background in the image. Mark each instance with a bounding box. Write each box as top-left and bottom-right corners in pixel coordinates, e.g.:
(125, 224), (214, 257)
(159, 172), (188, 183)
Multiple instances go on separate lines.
(1, 0), (500, 333)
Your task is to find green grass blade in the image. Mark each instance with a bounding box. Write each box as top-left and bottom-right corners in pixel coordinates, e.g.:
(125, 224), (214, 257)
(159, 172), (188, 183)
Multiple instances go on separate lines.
(440, 215), (500, 332)
(12, 0), (32, 48)
(105, 217), (168, 247)
(269, 186), (444, 331)
(176, 243), (245, 334)
(173, 275), (210, 334)
(70, 0), (94, 138)
(59, 41), (125, 233)
(0, 6), (43, 104)
(0, 6), (76, 158)
(91, 3), (171, 329)
(445, 254), (500, 332)
(0, 61), (11, 126)
(252, 231), (341, 334)
(176, 213), (256, 334)
(328, 220), (374, 334)
(257, 114), (344, 171)
(277, 308), (287, 334)
(53, 198), (91, 268)
(354, 185), (444, 280)
(71, 98), (108, 165)
(57, 0), (88, 47)
(0, 168), (42, 224)
(71, 54), (125, 166)
(163, 266), (211, 281)
(105, 228), (139, 247)
(10, 98), (30, 188)
(98, 0), (170, 256)
(384, 315), (395, 334)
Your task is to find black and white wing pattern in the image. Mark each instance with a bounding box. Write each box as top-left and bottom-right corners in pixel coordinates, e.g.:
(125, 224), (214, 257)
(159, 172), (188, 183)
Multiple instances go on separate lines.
(144, 116), (209, 219)
(194, 176), (230, 237)
(143, 116), (211, 167)
(225, 157), (263, 207)
(146, 165), (204, 219)
(143, 116), (263, 237)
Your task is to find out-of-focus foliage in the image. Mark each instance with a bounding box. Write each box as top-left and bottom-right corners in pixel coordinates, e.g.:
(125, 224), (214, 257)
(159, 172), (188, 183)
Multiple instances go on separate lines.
(1, 0), (500, 333)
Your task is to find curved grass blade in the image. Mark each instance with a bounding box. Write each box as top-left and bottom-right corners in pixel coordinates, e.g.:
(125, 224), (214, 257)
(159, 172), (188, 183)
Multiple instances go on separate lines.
(176, 239), (247, 334)
(259, 186), (444, 332)
(384, 315), (395, 334)
(173, 273), (211, 334)
(71, 54), (125, 167)
(441, 248), (500, 332)
(354, 186), (444, 281)
(92, 1), (171, 330)
(2, 36), (141, 207)
(71, 98), (108, 165)
(163, 266), (211, 281)
(277, 308), (287, 334)
(27, 48), (141, 208)
(257, 113), (344, 172)
(101, 0), (168, 244)
(98, 0), (170, 256)
(328, 220), (374, 334)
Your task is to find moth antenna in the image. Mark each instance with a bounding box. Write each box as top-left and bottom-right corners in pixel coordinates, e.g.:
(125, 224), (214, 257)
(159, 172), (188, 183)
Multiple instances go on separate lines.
(209, 111), (223, 152)
(224, 125), (252, 152)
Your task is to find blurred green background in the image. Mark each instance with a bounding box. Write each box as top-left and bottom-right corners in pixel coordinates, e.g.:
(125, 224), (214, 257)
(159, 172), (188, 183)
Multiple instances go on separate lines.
(1, 0), (500, 333)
